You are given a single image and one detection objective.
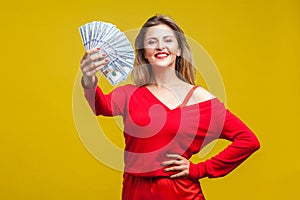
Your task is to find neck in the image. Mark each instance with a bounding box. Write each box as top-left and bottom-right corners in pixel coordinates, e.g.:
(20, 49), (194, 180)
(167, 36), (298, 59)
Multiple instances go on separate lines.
(150, 66), (183, 88)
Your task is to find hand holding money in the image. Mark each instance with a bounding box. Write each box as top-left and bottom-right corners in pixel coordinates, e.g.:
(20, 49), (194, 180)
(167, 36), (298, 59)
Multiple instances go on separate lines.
(79, 21), (134, 85)
(80, 48), (109, 88)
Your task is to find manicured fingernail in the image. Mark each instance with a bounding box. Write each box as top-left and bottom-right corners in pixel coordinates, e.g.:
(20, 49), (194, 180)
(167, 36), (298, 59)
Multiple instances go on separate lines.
(105, 59), (109, 62)
(102, 53), (106, 56)
(97, 48), (100, 50)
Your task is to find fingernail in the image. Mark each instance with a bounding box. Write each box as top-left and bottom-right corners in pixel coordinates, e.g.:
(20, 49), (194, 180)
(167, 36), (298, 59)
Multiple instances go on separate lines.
(105, 59), (109, 62)
(102, 53), (106, 56)
(97, 48), (100, 50)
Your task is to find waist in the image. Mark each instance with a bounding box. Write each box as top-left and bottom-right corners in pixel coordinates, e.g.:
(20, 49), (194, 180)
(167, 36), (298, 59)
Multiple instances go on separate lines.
(124, 167), (171, 177)
(122, 173), (205, 200)
(124, 150), (190, 177)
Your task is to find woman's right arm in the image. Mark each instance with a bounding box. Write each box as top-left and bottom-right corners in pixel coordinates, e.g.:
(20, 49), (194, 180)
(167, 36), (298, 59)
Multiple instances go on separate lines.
(80, 48), (125, 116)
(80, 48), (109, 88)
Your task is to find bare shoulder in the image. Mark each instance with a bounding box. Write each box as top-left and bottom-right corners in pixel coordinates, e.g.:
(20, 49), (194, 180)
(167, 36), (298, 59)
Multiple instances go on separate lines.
(192, 86), (216, 102)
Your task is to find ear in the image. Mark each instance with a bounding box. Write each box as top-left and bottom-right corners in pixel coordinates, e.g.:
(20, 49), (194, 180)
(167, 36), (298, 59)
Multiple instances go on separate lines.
(143, 52), (148, 61)
(177, 48), (182, 57)
(141, 49), (147, 60)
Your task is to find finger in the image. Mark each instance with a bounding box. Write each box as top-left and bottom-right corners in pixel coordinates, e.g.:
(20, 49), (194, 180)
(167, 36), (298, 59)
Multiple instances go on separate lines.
(170, 171), (188, 179)
(87, 58), (109, 71)
(161, 160), (184, 166)
(95, 65), (105, 72)
(80, 52), (88, 64)
(86, 48), (101, 55)
(90, 52), (107, 62)
(81, 48), (101, 64)
(165, 154), (183, 160)
(82, 60), (108, 76)
(93, 64), (106, 73)
(86, 52), (108, 67)
(85, 64), (106, 76)
(164, 165), (187, 172)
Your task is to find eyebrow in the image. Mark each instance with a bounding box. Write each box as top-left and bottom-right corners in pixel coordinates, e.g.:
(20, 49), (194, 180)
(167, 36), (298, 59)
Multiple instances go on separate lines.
(145, 35), (175, 40)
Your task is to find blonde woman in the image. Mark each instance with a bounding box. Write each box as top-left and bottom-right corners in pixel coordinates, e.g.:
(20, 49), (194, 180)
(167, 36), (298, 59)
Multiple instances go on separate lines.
(80, 15), (260, 200)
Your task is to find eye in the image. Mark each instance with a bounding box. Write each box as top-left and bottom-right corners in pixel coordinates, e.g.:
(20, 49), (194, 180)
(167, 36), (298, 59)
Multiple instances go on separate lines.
(165, 38), (173, 43)
(147, 39), (157, 45)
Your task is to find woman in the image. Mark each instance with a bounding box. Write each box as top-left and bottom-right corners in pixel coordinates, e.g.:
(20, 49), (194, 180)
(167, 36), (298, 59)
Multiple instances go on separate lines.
(80, 15), (260, 200)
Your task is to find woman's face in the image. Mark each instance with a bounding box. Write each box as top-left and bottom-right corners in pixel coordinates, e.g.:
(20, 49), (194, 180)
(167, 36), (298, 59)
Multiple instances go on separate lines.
(143, 24), (181, 69)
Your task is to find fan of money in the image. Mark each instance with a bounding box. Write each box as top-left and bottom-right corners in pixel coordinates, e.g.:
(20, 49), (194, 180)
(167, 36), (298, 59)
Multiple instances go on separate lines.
(79, 21), (134, 85)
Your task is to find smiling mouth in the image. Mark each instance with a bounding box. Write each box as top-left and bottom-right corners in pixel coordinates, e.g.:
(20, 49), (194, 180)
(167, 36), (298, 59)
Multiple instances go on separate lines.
(154, 52), (169, 59)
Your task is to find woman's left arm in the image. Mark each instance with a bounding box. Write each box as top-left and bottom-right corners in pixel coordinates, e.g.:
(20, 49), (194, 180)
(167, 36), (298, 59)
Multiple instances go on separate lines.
(188, 109), (261, 179)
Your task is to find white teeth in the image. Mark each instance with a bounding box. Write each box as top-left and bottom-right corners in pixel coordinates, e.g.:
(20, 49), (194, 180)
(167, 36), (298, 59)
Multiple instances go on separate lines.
(155, 53), (168, 58)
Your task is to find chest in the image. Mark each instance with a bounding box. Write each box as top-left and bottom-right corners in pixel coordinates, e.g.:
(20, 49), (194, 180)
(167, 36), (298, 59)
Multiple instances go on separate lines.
(123, 89), (213, 139)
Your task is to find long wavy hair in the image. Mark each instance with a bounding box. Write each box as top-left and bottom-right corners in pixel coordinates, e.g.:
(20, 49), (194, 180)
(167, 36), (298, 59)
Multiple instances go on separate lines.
(132, 14), (195, 86)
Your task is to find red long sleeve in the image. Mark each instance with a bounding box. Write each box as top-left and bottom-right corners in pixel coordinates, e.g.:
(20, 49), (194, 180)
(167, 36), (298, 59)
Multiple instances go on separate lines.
(83, 82), (130, 116)
(188, 109), (260, 179)
(83, 83), (260, 178)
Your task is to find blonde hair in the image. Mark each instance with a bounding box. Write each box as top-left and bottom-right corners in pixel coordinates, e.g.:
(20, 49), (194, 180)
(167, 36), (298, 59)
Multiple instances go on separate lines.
(132, 14), (195, 86)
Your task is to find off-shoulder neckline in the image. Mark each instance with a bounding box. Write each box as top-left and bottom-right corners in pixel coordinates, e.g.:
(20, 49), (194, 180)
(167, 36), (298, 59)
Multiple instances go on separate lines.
(142, 86), (219, 111)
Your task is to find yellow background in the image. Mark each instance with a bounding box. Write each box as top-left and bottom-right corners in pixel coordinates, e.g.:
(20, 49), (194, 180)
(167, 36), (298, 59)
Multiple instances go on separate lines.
(1, 0), (299, 199)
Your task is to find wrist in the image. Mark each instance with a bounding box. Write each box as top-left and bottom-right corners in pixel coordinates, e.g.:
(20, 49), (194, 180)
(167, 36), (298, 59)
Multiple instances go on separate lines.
(81, 75), (97, 89)
(188, 161), (207, 180)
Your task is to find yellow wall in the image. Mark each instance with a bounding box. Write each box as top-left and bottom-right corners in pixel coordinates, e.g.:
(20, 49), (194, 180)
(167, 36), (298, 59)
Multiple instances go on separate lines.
(1, 0), (299, 199)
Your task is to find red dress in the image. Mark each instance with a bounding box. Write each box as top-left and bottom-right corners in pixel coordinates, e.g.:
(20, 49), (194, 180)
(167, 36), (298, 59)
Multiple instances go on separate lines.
(84, 83), (260, 200)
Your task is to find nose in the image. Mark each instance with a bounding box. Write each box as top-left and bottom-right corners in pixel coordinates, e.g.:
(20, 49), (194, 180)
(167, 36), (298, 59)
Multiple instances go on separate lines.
(156, 40), (165, 50)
